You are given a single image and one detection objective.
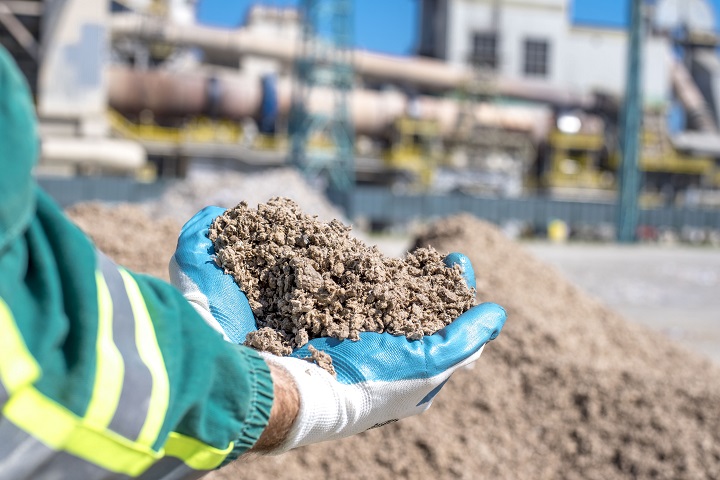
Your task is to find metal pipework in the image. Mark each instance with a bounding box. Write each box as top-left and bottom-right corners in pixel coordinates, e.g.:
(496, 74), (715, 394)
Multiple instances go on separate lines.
(0, 2), (39, 60)
(671, 60), (717, 132)
(110, 13), (296, 65)
(41, 137), (146, 170)
(107, 67), (262, 119)
(107, 67), (551, 139)
(110, 12), (592, 108)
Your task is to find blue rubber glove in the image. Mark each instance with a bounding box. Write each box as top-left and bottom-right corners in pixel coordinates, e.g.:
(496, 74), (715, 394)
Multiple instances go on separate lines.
(170, 206), (506, 453)
(170, 206), (257, 343)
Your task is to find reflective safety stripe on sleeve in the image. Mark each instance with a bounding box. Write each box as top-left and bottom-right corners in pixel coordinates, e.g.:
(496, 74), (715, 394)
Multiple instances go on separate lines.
(0, 417), (132, 480)
(0, 381), (7, 410)
(2, 397), (228, 479)
(0, 418), (219, 480)
(164, 432), (233, 470)
(117, 268), (170, 448)
(86, 253), (169, 447)
(0, 262), (234, 477)
(0, 294), (161, 477)
(0, 298), (40, 402)
(2, 386), (161, 476)
(84, 271), (126, 430)
(95, 253), (154, 441)
(136, 432), (235, 480)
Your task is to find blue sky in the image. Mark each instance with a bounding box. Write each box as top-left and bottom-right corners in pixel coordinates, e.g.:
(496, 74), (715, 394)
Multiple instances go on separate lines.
(196, 0), (720, 56)
(196, 0), (417, 54)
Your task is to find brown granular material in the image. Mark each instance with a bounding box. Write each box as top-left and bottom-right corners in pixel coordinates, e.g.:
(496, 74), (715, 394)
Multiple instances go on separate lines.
(221, 214), (720, 480)
(306, 345), (336, 377)
(65, 200), (720, 479)
(66, 203), (179, 281)
(209, 198), (475, 359)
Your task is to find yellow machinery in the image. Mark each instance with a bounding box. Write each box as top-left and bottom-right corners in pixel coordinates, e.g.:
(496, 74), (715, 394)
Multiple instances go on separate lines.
(542, 112), (719, 196)
(107, 109), (289, 178)
(612, 114), (716, 180)
(544, 128), (612, 190)
(253, 133), (288, 152)
(383, 116), (443, 190)
(108, 109), (292, 153)
(109, 105), (719, 196)
(108, 109), (244, 145)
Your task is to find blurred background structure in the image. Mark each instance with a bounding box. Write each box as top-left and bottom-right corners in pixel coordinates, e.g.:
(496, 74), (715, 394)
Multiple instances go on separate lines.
(3, 0), (720, 241)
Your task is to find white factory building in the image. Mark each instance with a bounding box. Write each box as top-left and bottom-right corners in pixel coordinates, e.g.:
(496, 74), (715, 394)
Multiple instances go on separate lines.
(418, 0), (673, 105)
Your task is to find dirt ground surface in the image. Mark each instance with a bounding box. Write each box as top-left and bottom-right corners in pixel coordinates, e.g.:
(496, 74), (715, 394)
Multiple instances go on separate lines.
(67, 203), (720, 479)
(525, 243), (720, 365)
(210, 198), (474, 359)
(66, 203), (179, 281)
(373, 236), (720, 367)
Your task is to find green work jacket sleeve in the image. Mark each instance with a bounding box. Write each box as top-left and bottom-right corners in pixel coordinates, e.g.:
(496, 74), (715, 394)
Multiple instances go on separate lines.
(0, 47), (273, 479)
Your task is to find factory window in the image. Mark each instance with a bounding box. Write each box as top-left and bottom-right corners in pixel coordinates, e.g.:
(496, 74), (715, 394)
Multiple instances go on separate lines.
(524, 39), (549, 77)
(470, 32), (498, 69)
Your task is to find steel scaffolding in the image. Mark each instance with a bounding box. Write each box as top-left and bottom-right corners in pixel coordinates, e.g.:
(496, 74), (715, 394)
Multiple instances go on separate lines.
(289, 0), (355, 199)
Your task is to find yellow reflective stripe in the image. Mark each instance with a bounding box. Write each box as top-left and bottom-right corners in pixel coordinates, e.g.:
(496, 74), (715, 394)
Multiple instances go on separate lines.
(84, 272), (125, 429)
(164, 432), (233, 470)
(118, 269), (170, 447)
(3, 386), (162, 476)
(0, 295), (223, 477)
(0, 297), (41, 394)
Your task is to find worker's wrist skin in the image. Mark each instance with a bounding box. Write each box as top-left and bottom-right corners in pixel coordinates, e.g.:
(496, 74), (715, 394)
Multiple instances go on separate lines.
(250, 363), (300, 452)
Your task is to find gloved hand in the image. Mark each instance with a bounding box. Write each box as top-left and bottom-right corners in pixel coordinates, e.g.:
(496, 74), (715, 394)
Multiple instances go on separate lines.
(170, 206), (257, 343)
(171, 206), (506, 453)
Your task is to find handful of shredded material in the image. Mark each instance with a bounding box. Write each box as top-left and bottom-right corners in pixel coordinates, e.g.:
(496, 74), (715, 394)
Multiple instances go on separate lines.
(209, 198), (475, 360)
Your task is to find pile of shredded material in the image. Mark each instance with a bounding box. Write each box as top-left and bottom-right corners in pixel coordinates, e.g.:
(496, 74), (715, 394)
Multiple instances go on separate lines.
(67, 199), (720, 479)
(229, 215), (720, 480)
(209, 198), (475, 357)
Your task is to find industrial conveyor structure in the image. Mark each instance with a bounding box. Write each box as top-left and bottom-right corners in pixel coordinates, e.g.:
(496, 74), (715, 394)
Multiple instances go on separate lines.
(3, 0), (720, 199)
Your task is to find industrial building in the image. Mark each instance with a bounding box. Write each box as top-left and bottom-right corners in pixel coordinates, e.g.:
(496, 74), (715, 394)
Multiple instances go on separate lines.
(2, 0), (720, 233)
(418, 0), (671, 104)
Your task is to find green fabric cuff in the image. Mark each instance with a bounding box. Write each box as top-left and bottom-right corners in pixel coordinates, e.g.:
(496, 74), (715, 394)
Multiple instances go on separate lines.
(222, 346), (274, 465)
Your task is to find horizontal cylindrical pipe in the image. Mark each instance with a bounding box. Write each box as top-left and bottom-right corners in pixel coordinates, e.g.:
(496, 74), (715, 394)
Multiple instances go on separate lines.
(41, 137), (147, 170)
(111, 13), (296, 63)
(110, 12), (591, 107)
(107, 67), (262, 119)
(108, 67), (550, 139)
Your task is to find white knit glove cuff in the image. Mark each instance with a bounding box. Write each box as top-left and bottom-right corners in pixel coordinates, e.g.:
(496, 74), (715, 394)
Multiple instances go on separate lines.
(258, 347), (488, 455)
(260, 354), (364, 455)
